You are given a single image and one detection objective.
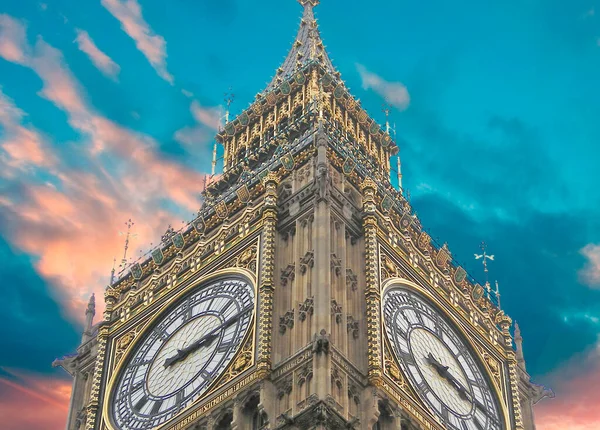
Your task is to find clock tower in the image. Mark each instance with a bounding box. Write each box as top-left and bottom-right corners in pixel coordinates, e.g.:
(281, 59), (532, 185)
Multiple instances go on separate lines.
(55, 1), (551, 429)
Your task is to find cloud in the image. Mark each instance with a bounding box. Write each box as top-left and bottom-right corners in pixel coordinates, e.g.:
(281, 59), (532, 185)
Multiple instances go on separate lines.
(534, 340), (600, 430)
(74, 29), (120, 80)
(101, 0), (173, 84)
(0, 88), (56, 173)
(190, 100), (222, 131)
(0, 15), (208, 323)
(0, 369), (71, 430)
(356, 63), (410, 110)
(580, 244), (600, 288)
(174, 100), (221, 147)
(0, 14), (28, 64)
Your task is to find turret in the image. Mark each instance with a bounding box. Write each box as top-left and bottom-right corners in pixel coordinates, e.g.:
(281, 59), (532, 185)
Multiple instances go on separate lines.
(515, 321), (526, 371)
(82, 293), (95, 343)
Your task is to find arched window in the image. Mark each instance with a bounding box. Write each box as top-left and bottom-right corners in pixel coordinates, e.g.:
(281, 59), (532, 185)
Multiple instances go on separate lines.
(251, 409), (265, 430)
(214, 411), (233, 430)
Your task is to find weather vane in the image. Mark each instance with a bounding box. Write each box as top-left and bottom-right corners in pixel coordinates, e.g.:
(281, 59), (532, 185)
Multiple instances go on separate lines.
(118, 219), (138, 274)
(474, 241), (494, 299)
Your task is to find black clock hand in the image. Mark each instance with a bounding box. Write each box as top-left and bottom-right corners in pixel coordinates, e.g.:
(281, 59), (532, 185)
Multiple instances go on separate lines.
(425, 354), (498, 423)
(164, 304), (252, 368)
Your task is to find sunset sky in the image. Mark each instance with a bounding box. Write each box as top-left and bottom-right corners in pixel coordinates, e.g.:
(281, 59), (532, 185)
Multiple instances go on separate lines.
(1, 0), (600, 429)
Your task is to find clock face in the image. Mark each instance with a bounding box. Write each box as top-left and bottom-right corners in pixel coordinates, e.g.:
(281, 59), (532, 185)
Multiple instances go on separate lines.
(110, 277), (254, 430)
(382, 287), (503, 430)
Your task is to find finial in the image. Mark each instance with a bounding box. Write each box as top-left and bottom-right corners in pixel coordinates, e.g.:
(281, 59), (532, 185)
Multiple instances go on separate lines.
(118, 219), (137, 274)
(514, 321), (526, 369)
(224, 88), (235, 124)
(495, 280), (501, 308)
(86, 293), (95, 315)
(109, 257), (116, 285)
(298, 0), (320, 8)
(382, 104), (391, 134)
(161, 224), (176, 244)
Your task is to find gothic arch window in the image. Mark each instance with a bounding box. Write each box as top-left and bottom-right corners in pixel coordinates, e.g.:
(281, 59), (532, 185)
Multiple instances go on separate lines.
(214, 410), (233, 430)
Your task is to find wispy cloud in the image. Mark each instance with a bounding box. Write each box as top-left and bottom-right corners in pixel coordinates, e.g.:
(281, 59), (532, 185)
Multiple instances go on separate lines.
(535, 339), (600, 430)
(580, 244), (600, 288)
(0, 368), (70, 430)
(74, 29), (120, 80)
(356, 63), (410, 110)
(0, 15), (207, 321)
(0, 88), (56, 173)
(101, 0), (173, 84)
(174, 100), (221, 146)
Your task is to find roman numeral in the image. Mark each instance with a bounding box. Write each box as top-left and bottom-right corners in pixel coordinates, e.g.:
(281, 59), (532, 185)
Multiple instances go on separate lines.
(220, 300), (234, 315)
(176, 391), (184, 406)
(130, 380), (144, 393)
(133, 395), (148, 412)
(399, 351), (416, 366)
(150, 400), (163, 415)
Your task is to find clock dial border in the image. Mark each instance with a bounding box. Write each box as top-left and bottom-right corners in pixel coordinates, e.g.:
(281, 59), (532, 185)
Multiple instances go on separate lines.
(380, 278), (510, 430)
(102, 268), (257, 430)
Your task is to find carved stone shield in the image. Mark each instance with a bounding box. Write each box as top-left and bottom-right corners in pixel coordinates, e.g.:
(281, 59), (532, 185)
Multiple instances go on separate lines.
(381, 195), (394, 212)
(454, 266), (467, 284)
(342, 157), (355, 175)
(472, 284), (485, 301)
(215, 201), (228, 219)
(130, 263), (143, 280)
(239, 112), (249, 126)
(172, 233), (185, 250)
(436, 247), (451, 267)
(236, 185), (250, 203)
(280, 153), (295, 171)
(418, 231), (430, 250)
(399, 212), (412, 231)
(152, 248), (164, 265)
(193, 217), (205, 234)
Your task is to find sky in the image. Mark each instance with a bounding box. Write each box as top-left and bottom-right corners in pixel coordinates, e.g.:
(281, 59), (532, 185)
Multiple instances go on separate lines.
(0, 0), (599, 429)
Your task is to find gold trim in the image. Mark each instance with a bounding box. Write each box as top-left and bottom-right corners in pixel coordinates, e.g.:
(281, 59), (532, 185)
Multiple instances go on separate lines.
(380, 278), (511, 430)
(102, 268), (257, 430)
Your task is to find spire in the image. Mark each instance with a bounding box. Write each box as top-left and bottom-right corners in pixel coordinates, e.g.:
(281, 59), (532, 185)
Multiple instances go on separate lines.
(265, 0), (338, 91)
(82, 293), (96, 343)
(514, 321), (526, 371)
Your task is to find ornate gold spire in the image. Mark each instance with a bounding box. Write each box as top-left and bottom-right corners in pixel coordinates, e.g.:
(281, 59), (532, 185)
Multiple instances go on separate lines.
(265, 0), (337, 91)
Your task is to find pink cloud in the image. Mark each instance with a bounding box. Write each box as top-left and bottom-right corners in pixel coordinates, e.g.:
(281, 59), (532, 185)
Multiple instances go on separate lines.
(579, 244), (600, 288)
(0, 88), (56, 172)
(101, 0), (173, 84)
(190, 100), (222, 131)
(0, 369), (71, 430)
(356, 63), (411, 111)
(0, 15), (208, 324)
(534, 342), (600, 429)
(74, 29), (120, 80)
(0, 14), (28, 64)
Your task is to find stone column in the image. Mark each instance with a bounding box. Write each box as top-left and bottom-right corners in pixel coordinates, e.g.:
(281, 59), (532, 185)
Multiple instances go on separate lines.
(361, 178), (383, 385)
(257, 172), (279, 378)
(312, 131), (332, 402)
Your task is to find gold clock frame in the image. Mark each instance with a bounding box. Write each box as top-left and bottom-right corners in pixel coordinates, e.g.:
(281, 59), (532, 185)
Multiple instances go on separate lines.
(380, 278), (512, 430)
(101, 267), (258, 430)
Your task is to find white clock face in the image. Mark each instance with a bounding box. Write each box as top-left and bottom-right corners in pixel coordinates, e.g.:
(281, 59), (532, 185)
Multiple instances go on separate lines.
(110, 277), (254, 430)
(383, 287), (503, 430)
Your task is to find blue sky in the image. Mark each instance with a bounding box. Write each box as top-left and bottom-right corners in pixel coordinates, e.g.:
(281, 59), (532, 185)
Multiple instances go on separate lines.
(0, 0), (599, 428)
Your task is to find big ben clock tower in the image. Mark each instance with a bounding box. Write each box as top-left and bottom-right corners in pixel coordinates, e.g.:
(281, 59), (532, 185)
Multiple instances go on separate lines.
(54, 1), (551, 429)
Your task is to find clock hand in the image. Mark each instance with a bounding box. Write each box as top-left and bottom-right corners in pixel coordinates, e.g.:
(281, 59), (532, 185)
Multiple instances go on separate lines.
(164, 304), (252, 368)
(425, 354), (498, 423)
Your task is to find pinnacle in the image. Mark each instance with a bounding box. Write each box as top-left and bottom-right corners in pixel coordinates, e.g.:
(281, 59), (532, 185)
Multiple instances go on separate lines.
(298, 0), (320, 7)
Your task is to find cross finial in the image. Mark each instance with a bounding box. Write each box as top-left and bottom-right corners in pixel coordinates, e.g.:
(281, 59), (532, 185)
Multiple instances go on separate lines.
(119, 219), (137, 273)
(474, 241), (495, 290)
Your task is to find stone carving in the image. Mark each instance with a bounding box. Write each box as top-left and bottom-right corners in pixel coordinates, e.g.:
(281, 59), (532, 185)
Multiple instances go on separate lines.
(299, 250), (314, 274)
(330, 253), (342, 276)
(381, 254), (400, 279)
(312, 329), (330, 355)
(331, 300), (343, 323)
(347, 315), (359, 339)
(346, 268), (358, 291)
(280, 263), (295, 286)
(299, 297), (314, 321)
(279, 309), (295, 334)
